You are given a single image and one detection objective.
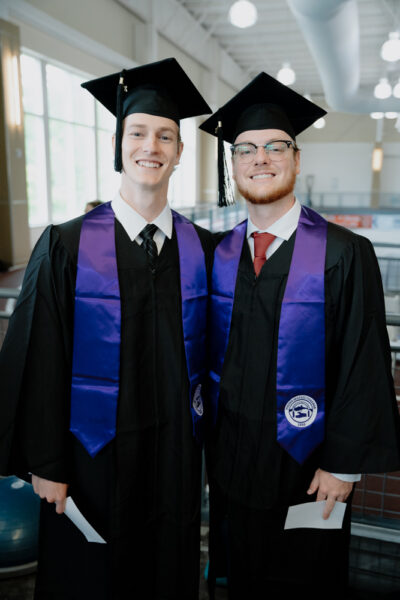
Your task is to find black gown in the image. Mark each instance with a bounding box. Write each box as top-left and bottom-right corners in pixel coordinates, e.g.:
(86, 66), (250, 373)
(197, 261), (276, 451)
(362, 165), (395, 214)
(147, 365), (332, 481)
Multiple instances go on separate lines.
(0, 214), (213, 600)
(206, 222), (400, 600)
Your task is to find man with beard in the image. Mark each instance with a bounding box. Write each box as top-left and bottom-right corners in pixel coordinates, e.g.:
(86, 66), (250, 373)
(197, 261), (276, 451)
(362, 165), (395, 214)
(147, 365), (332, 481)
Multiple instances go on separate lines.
(200, 73), (400, 599)
(0, 58), (212, 599)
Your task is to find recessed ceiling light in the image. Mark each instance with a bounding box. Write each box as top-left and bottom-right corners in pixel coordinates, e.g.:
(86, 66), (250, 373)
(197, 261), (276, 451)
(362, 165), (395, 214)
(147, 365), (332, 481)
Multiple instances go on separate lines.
(381, 32), (400, 62)
(229, 1), (258, 29)
(276, 63), (296, 86)
(313, 117), (326, 129)
(374, 78), (392, 99)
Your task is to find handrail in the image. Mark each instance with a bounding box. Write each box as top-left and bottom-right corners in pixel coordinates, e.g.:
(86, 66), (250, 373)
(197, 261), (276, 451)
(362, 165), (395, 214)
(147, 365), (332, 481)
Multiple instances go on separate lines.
(0, 288), (20, 299)
(387, 314), (400, 327)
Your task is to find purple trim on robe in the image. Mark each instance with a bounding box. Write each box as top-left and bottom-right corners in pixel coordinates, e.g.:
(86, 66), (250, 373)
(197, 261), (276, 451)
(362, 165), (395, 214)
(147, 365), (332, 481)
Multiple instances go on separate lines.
(209, 206), (327, 463)
(209, 220), (247, 425)
(70, 202), (120, 457)
(276, 206), (327, 463)
(172, 210), (208, 442)
(71, 203), (208, 456)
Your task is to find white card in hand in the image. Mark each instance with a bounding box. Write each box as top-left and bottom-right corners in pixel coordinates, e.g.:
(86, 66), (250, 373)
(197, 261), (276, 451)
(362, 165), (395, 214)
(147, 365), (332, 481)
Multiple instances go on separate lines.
(64, 497), (106, 543)
(284, 500), (346, 530)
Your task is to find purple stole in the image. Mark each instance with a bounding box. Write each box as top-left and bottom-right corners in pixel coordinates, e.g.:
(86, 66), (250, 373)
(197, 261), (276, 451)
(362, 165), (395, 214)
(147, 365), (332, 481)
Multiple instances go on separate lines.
(70, 202), (207, 457)
(210, 205), (327, 464)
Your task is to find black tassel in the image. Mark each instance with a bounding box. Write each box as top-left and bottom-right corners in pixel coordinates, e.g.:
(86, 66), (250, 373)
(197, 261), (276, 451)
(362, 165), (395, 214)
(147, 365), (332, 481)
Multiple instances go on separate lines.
(216, 121), (234, 207)
(114, 70), (127, 173)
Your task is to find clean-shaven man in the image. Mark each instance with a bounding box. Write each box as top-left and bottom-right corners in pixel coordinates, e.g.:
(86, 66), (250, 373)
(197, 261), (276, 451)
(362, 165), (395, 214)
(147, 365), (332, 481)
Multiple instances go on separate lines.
(0, 58), (212, 600)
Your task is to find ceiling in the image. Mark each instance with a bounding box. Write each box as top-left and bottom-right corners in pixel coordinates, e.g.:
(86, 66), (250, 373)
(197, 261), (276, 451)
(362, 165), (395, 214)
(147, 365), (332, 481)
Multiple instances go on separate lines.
(176, 0), (400, 103)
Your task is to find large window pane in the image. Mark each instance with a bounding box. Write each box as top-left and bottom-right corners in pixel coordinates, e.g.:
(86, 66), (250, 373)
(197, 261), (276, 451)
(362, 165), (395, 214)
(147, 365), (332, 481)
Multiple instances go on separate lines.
(74, 124), (97, 209)
(24, 114), (48, 226)
(72, 74), (95, 126)
(97, 102), (116, 132)
(97, 129), (120, 201)
(20, 54), (43, 116)
(49, 120), (96, 222)
(46, 64), (73, 122)
(169, 117), (196, 207)
(21, 54), (126, 228)
(47, 66), (94, 126)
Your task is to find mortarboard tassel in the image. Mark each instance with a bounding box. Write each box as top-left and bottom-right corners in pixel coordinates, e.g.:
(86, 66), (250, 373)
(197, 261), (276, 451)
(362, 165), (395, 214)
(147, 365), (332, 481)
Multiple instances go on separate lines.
(216, 121), (234, 207)
(114, 70), (127, 173)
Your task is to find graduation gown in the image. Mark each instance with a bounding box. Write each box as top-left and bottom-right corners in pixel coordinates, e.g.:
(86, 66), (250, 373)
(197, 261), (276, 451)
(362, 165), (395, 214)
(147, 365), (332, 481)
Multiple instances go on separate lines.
(206, 222), (400, 599)
(0, 214), (213, 600)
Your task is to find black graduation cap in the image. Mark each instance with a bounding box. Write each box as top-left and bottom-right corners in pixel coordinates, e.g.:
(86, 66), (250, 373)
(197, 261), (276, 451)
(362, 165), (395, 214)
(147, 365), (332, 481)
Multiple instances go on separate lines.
(82, 57), (211, 172)
(199, 71), (326, 206)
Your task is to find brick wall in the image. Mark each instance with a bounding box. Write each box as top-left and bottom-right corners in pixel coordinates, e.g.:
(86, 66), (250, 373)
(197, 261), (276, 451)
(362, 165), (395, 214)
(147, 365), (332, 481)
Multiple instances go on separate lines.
(352, 355), (400, 523)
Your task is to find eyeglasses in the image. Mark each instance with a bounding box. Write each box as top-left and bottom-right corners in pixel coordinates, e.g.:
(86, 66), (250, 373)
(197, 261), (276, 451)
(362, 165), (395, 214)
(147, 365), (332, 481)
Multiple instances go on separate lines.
(230, 140), (298, 164)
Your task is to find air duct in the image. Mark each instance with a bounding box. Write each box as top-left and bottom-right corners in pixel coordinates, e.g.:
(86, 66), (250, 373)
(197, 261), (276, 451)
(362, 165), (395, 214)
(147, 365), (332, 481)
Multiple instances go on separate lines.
(287, 0), (400, 113)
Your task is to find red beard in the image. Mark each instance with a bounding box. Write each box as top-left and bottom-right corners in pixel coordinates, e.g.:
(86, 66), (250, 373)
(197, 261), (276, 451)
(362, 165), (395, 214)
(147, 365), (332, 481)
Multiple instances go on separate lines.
(236, 169), (297, 205)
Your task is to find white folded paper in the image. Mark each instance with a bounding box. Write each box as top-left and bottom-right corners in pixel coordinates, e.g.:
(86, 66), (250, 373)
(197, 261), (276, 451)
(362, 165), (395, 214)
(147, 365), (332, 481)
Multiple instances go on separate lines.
(284, 500), (346, 530)
(64, 497), (106, 543)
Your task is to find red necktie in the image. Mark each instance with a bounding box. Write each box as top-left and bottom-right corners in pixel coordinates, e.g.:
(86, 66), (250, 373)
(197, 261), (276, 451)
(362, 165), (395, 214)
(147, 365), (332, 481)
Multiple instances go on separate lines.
(252, 231), (276, 276)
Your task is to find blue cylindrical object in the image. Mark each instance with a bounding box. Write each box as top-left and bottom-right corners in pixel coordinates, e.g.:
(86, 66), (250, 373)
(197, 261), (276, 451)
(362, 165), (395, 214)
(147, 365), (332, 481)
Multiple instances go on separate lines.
(0, 476), (40, 569)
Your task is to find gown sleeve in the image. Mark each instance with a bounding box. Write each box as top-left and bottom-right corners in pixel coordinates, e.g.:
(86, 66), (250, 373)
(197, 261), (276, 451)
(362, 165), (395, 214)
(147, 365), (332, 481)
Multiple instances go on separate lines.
(0, 225), (76, 482)
(320, 233), (400, 474)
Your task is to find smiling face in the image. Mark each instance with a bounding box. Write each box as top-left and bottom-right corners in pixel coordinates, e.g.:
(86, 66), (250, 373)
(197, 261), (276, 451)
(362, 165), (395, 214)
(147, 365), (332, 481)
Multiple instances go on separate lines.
(232, 128), (300, 205)
(118, 112), (183, 197)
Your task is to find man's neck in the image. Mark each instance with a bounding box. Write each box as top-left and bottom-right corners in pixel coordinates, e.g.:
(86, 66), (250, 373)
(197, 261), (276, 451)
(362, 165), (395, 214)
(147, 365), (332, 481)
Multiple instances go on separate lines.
(247, 194), (295, 230)
(119, 181), (168, 222)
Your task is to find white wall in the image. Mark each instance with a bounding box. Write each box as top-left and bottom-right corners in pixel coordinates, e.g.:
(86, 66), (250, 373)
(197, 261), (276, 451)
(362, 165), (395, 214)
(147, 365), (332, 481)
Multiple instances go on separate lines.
(381, 143), (400, 194)
(297, 142), (374, 196)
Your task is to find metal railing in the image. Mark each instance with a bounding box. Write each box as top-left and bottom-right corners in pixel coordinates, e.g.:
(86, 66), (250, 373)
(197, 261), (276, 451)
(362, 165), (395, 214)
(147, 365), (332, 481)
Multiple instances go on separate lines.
(295, 191), (400, 210)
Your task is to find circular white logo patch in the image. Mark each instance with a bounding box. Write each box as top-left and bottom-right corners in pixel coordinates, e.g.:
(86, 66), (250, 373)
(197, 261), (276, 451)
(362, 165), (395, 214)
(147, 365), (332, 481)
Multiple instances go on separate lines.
(284, 395), (318, 428)
(192, 384), (203, 416)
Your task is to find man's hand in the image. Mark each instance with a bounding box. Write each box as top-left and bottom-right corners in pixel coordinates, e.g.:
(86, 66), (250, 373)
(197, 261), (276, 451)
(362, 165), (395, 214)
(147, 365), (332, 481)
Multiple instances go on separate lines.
(31, 474), (69, 514)
(307, 468), (353, 520)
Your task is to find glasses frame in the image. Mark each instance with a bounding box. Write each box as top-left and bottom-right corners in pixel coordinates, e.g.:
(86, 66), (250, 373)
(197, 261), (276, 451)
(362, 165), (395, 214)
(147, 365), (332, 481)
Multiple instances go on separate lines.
(230, 139), (299, 162)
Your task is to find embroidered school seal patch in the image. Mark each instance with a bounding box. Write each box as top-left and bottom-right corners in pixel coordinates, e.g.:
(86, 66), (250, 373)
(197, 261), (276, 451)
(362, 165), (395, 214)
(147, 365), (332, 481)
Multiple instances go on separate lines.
(192, 383), (203, 416)
(284, 395), (318, 428)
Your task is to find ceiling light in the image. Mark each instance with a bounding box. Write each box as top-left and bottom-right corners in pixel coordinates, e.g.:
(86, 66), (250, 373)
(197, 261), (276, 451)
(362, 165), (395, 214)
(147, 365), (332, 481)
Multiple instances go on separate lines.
(393, 79), (400, 98)
(372, 146), (383, 172)
(370, 112), (384, 119)
(229, 1), (258, 29)
(385, 111), (398, 119)
(313, 117), (326, 129)
(277, 63), (296, 86)
(381, 31), (400, 62)
(374, 78), (392, 99)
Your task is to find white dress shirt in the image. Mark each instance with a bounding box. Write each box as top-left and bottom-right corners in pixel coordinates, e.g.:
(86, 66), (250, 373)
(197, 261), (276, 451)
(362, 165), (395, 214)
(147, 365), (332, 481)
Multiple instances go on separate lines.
(247, 198), (361, 484)
(111, 192), (173, 254)
(246, 198), (301, 260)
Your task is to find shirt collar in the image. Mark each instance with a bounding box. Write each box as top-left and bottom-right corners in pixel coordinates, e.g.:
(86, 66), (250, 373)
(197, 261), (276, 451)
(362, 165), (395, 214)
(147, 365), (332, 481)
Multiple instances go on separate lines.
(247, 198), (301, 241)
(111, 192), (173, 242)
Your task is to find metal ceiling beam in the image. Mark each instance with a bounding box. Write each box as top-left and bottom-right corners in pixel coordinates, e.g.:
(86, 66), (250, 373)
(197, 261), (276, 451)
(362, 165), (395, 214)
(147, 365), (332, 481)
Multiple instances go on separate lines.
(117, 0), (249, 90)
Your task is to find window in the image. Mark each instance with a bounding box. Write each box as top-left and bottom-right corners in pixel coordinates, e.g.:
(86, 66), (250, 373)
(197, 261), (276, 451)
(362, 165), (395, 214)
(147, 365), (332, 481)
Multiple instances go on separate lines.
(20, 52), (119, 227)
(20, 52), (199, 224)
(168, 117), (198, 208)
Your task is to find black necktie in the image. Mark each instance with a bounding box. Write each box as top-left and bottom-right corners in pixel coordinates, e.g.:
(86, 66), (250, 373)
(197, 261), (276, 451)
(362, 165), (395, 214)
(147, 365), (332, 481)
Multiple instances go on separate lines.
(140, 224), (158, 272)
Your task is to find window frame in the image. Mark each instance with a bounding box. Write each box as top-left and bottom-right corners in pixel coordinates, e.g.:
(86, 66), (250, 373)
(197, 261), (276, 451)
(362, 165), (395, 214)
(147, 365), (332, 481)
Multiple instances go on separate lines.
(21, 48), (114, 227)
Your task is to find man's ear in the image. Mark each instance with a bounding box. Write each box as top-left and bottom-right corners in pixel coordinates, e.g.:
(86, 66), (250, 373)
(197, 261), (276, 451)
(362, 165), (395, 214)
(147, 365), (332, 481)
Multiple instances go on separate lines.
(175, 141), (184, 165)
(295, 149), (301, 175)
(231, 156), (237, 182)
